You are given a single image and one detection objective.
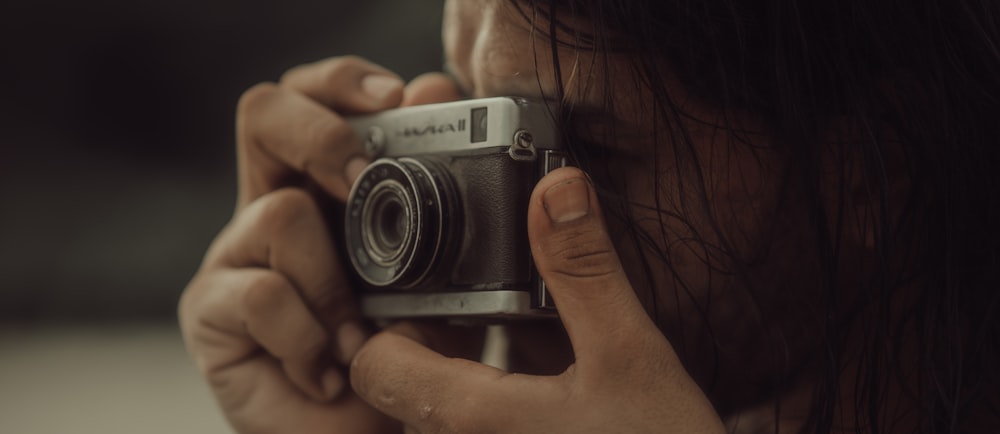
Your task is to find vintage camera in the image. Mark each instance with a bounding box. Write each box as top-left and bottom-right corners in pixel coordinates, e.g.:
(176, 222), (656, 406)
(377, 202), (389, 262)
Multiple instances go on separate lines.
(344, 97), (566, 320)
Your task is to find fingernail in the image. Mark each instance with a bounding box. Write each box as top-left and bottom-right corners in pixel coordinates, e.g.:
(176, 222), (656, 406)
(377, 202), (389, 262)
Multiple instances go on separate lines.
(336, 321), (367, 365)
(344, 156), (370, 187)
(320, 367), (345, 400)
(361, 74), (403, 103)
(543, 177), (591, 223)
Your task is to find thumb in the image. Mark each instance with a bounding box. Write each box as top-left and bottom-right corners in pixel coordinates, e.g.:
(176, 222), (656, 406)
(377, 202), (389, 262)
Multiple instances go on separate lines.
(528, 167), (662, 368)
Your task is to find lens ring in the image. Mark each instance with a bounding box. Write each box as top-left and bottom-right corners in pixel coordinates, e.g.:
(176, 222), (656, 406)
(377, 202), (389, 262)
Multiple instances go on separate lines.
(344, 157), (458, 289)
(345, 160), (422, 286)
(374, 195), (406, 252)
(395, 157), (450, 287)
(360, 179), (412, 266)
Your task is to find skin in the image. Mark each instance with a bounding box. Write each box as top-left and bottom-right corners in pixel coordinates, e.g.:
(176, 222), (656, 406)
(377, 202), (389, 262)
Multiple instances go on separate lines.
(443, 0), (830, 418)
(179, 0), (854, 432)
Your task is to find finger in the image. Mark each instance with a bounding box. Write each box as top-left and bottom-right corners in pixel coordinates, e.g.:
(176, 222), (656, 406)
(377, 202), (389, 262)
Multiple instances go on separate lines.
(238, 57), (404, 206)
(393, 320), (486, 361)
(205, 188), (367, 362)
(527, 167), (670, 370)
(236, 70), (459, 207)
(180, 268), (342, 402)
(220, 358), (398, 434)
(399, 72), (464, 107)
(280, 55), (405, 114)
(350, 323), (559, 433)
(178, 289), (395, 434)
(236, 83), (368, 205)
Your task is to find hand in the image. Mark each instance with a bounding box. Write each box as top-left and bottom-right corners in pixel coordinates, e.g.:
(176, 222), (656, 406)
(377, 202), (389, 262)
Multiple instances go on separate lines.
(178, 56), (468, 434)
(349, 167), (727, 434)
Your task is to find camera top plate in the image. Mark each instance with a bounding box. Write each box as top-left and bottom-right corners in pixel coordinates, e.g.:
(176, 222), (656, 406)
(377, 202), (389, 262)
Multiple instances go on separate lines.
(348, 97), (560, 157)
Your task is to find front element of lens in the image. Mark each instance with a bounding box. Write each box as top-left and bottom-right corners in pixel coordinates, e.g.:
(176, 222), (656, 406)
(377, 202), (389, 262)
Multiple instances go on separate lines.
(361, 180), (411, 266)
(345, 157), (457, 288)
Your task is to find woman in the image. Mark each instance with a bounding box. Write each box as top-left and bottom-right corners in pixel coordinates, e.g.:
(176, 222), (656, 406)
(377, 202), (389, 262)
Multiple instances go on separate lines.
(179, 0), (1000, 432)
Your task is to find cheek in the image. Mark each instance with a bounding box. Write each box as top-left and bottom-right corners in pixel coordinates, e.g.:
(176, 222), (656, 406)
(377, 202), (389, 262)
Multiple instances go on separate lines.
(619, 119), (780, 269)
(608, 148), (802, 392)
(607, 129), (784, 313)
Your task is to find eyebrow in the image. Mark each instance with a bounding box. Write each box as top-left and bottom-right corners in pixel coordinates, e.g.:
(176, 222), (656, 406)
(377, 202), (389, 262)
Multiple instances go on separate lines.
(442, 62), (475, 99)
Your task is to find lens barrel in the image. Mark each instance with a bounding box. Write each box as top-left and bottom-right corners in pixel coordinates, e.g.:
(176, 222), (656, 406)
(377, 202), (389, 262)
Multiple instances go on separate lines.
(345, 157), (457, 288)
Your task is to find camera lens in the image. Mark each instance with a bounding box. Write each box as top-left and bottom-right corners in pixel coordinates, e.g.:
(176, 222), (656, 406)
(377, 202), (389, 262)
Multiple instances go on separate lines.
(375, 196), (406, 251)
(361, 180), (411, 265)
(345, 157), (458, 288)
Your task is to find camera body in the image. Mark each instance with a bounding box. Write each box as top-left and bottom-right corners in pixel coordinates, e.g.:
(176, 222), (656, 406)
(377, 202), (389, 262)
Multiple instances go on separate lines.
(345, 97), (566, 320)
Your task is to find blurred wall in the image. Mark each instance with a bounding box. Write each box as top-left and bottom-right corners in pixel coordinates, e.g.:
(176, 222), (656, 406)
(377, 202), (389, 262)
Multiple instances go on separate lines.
(0, 0), (445, 322)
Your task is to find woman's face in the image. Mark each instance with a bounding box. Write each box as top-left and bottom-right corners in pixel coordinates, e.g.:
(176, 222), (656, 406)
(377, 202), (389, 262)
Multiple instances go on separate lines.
(442, 0), (823, 410)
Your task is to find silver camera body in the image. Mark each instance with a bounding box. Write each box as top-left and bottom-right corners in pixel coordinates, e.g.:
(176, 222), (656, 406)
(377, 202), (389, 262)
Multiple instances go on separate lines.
(345, 97), (566, 320)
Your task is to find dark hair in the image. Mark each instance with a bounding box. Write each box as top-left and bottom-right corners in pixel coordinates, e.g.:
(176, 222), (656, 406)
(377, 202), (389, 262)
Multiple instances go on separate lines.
(515, 0), (1000, 432)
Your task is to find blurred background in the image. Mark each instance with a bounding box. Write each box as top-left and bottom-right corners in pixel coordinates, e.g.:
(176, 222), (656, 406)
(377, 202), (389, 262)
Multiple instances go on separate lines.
(0, 0), (443, 432)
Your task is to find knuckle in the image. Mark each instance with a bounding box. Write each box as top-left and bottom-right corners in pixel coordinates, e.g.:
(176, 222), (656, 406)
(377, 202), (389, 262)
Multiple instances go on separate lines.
(177, 271), (224, 337)
(328, 54), (366, 73)
(242, 272), (330, 360)
(237, 81), (279, 116)
(302, 113), (355, 150)
(241, 271), (294, 317)
(177, 277), (204, 320)
(247, 188), (320, 235)
(200, 222), (236, 267)
(337, 54), (366, 65)
(316, 55), (367, 89)
(277, 63), (305, 84)
(279, 55), (369, 88)
(176, 278), (203, 334)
